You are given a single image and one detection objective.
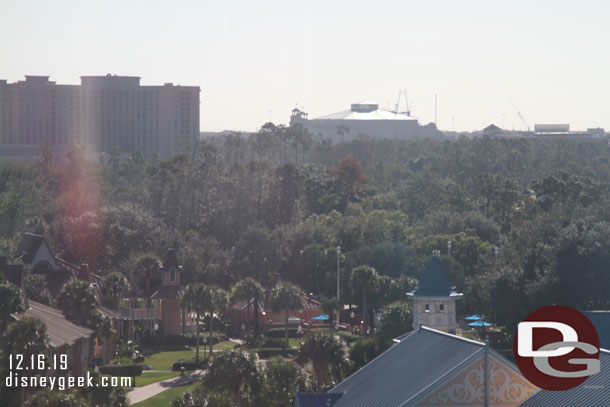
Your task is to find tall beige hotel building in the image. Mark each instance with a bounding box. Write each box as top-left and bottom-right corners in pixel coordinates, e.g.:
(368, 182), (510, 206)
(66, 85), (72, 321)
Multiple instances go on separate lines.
(0, 75), (200, 159)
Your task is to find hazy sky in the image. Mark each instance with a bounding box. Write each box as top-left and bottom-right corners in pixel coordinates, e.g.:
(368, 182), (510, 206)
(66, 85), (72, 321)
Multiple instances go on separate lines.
(2, 0), (610, 132)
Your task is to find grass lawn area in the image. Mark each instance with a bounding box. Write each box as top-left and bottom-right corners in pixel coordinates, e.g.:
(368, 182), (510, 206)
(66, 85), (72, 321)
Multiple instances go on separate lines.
(144, 341), (237, 370)
(135, 371), (180, 387)
(131, 381), (200, 407)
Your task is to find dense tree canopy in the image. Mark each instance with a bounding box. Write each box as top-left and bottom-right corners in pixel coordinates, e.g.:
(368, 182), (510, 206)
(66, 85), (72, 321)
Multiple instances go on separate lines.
(2, 131), (610, 344)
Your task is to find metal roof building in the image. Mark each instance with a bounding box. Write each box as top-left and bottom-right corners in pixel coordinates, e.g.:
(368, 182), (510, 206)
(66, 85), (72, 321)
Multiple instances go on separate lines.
(290, 101), (439, 143)
(521, 350), (610, 407)
(297, 326), (537, 407)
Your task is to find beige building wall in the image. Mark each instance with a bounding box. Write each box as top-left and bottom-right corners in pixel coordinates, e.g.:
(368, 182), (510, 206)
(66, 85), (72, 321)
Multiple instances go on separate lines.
(0, 75), (200, 158)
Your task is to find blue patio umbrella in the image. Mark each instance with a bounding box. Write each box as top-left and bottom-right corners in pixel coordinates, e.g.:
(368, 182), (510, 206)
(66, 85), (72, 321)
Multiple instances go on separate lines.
(468, 320), (493, 327)
(465, 314), (482, 321)
(312, 314), (329, 321)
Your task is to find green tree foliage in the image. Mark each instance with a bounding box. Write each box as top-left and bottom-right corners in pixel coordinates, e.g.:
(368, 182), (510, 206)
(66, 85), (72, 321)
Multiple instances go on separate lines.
(207, 286), (229, 353)
(24, 273), (53, 306)
(5, 132), (610, 360)
(101, 271), (130, 310)
(377, 302), (413, 344)
(183, 283), (211, 364)
(270, 282), (305, 352)
(350, 265), (380, 337)
(1, 317), (49, 407)
(0, 282), (25, 331)
(264, 357), (310, 407)
(232, 278), (264, 338)
(296, 330), (346, 391)
(56, 279), (111, 339)
(203, 350), (263, 407)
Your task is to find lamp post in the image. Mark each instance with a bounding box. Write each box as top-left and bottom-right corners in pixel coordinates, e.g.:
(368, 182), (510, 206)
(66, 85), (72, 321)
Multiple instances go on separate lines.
(202, 336), (208, 360)
(447, 240), (452, 255)
(494, 246), (499, 261)
(336, 246), (341, 329)
(131, 352), (137, 387)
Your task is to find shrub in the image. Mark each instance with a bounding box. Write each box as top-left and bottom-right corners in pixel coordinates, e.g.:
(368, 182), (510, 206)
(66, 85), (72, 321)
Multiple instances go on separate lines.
(99, 364), (143, 376)
(253, 348), (298, 358)
(265, 328), (301, 338)
(336, 331), (359, 344)
(172, 359), (206, 371)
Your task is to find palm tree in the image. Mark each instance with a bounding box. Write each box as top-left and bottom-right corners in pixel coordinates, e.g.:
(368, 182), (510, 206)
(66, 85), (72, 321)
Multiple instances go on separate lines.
(57, 279), (110, 339)
(102, 271), (130, 311)
(0, 282), (25, 332)
(183, 283), (210, 364)
(56, 280), (98, 322)
(297, 330), (345, 391)
(207, 287), (229, 354)
(231, 278), (263, 338)
(134, 254), (161, 297)
(203, 350), (262, 406)
(270, 282), (305, 353)
(350, 265), (380, 337)
(2, 316), (49, 406)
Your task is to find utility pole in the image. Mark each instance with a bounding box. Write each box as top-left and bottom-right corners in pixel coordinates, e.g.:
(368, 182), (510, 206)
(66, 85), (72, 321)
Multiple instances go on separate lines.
(484, 337), (489, 407)
(434, 94), (437, 125)
(336, 246), (341, 329)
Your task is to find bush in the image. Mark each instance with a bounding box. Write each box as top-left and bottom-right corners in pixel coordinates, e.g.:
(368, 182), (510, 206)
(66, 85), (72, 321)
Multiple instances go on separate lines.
(261, 337), (285, 348)
(265, 328), (301, 338)
(172, 359), (206, 371)
(143, 333), (228, 347)
(253, 348), (298, 358)
(336, 331), (359, 344)
(349, 337), (388, 372)
(99, 364), (143, 376)
(244, 335), (284, 349)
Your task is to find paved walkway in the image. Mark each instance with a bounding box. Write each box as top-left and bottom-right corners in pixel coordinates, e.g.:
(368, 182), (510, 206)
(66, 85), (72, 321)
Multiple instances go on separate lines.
(128, 370), (205, 405)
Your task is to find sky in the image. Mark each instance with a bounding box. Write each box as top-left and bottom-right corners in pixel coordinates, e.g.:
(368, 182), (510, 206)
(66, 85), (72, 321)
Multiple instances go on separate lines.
(2, 0), (610, 132)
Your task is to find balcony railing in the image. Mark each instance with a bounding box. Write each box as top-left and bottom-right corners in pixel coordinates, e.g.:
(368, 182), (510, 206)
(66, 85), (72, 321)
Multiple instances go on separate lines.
(118, 307), (159, 320)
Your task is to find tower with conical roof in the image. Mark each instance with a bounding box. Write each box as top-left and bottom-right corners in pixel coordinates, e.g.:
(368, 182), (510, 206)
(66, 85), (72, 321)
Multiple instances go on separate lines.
(407, 252), (463, 333)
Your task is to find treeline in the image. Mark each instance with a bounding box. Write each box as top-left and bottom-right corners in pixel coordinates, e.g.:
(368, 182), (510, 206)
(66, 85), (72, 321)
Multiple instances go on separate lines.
(2, 131), (610, 334)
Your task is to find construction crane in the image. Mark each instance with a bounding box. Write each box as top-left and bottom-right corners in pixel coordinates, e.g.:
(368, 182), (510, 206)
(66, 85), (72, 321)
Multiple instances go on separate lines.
(509, 100), (530, 131)
(395, 89), (412, 116)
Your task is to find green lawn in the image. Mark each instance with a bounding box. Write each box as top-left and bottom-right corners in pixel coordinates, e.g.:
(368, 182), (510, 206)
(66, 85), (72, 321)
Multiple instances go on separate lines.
(144, 342), (237, 370)
(131, 381), (200, 407)
(135, 371), (180, 387)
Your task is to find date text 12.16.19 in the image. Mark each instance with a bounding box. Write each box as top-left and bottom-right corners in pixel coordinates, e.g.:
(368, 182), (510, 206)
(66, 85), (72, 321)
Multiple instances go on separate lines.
(9, 354), (68, 371)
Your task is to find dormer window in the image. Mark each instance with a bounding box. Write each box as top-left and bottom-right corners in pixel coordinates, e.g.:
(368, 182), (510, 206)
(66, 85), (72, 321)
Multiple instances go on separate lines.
(425, 303), (430, 312)
(440, 304), (445, 311)
(170, 269), (176, 282)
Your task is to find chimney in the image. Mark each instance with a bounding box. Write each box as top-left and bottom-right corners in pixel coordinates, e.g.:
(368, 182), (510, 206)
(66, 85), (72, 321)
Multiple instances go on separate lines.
(79, 262), (90, 281)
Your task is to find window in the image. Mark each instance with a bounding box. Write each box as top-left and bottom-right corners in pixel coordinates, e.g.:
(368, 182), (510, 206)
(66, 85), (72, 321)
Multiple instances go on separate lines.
(440, 304), (445, 311)
(33, 260), (52, 272)
(170, 269), (176, 282)
(425, 303), (430, 312)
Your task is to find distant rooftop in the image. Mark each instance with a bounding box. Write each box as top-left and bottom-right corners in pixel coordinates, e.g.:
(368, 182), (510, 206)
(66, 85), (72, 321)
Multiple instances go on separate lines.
(408, 256), (463, 298)
(315, 100), (417, 121)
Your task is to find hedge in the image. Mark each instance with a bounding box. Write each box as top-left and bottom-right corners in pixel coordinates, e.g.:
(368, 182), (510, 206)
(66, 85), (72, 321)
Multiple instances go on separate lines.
(172, 359), (206, 371)
(143, 334), (228, 347)
(253, 348), (298, 358)
(265, 328), (301, 339)
(99, 364), (143, 376)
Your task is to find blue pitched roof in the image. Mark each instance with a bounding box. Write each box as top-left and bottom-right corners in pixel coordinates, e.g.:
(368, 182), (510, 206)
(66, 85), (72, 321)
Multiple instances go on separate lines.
(408, 256), (462, 297)
(521, 350), (610, 407)
(584, 311), (610, 350)
(328, 327), (487, 407)
(295, 393), (343, 407)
